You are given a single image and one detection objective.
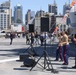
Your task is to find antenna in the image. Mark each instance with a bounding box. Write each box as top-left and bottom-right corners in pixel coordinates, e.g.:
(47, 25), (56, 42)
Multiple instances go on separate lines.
(54, 0), (56, 4)
(54, 0), (56, 5)
(69, 0), (70, 5)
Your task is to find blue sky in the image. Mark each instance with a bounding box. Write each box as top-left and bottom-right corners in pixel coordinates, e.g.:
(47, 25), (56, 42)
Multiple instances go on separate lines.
(0, 0), (72, 22)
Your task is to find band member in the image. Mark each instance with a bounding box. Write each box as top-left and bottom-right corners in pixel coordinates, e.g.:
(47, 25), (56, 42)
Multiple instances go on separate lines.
(72, 34), (76, 68)
(60, 31), (70, 65)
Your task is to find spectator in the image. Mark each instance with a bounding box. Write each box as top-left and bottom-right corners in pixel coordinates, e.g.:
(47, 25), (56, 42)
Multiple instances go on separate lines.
(34, 32), (39, 45)
(40, 32), (45, 46)
(26, 33), (30, 44)
(9, 33), (14, 45)
(31, 32), (35, 45)
(72, 34), (76, 68)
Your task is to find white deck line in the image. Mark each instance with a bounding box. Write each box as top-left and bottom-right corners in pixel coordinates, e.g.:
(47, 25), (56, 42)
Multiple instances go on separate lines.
(0, 57), (19, 63)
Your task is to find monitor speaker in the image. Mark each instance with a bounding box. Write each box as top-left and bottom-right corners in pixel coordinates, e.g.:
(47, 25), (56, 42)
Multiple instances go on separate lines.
(41, 17), (49, 32)
(29, 24), (34, 32)
(23, 58), (36, 67)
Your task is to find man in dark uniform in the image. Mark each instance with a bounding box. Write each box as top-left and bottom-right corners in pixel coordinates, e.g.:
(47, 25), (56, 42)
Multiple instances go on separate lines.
(72, 34), (76, 68)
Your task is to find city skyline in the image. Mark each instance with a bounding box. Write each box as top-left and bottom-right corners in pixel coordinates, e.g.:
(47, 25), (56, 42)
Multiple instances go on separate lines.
(0, 0), (72, 22)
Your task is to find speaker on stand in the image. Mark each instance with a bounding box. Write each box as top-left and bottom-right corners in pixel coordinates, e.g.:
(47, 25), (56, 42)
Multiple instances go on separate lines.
(41, 17), (49, 32)
(29, 24), (34, 33)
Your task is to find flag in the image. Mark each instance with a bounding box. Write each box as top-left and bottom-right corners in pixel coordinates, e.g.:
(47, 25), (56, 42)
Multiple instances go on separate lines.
(70, 0), (76, 7)
(54, 27), (59, 33)
(62, 14), (68, 22)
(52, 25), (60, 35)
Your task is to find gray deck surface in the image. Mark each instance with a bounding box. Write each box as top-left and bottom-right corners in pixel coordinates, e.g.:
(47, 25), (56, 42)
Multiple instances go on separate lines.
(0, 37), (76, 75)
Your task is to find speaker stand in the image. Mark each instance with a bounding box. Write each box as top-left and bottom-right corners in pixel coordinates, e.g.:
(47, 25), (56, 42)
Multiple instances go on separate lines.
(30, 32), (59, 73)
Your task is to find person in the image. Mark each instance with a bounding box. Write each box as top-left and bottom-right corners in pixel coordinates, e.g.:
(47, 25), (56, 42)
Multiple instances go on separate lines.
(9, 32), (14, 45)
(55, 33), (63, 61)
(40, 32), (44, 46)
(72, 34), (76, 68)
(45, 32), (49, 44)
(34, 32), (39, 45)
(31, 32), (35, 45)
(60, 31), (70, 65)
(26, 33), (30, 44)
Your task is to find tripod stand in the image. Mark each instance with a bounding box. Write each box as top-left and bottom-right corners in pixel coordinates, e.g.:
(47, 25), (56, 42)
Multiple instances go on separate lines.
(30, 33), (58, 73)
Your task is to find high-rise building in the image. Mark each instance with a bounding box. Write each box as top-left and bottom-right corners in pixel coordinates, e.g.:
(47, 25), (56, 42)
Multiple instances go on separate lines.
(63, 2), (70, 15)
(31, 11), (35, 19)
(25, 10), (31, 25)
(35, 10), (45, 17)
(14, 4), (23, 23)
(0, 1), (11, 30)
(48, 0), (57, 15)
(50, 15), (56, 33)
(25, 9), (35, 25)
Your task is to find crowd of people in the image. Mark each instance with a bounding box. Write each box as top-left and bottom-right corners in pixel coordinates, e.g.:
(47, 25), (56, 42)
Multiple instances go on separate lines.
(25, 32), (49, 46)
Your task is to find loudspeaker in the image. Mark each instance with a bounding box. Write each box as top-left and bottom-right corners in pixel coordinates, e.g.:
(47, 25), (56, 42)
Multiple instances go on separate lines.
(19, 53), (29, 61)
(29, 24), (34, 32)
(41, 17), (49, 32)
(23, 58), (36, 67)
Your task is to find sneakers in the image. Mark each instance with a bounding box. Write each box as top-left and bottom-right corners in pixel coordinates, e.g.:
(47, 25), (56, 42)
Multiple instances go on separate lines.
(72, 66), (76, 69)
(54, 59), (58, 61)
(62, 63), (68, 65)
(59, 60), (63, 62)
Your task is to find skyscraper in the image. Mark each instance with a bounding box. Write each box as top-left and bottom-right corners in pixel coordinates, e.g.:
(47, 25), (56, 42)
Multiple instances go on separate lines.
(48, 0), (57, 15)
(31, 11), (35, 19)
(25, 9), (35, 25)
(35, 10), (45, 17)
(0, 1), (11, 30)
(25, 9), (31, 25)
(14, 4), (23, 23)
(63, 2), (70, 15)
